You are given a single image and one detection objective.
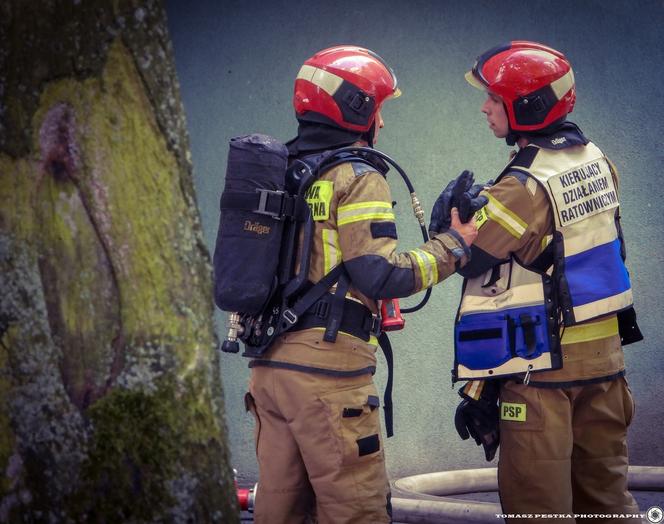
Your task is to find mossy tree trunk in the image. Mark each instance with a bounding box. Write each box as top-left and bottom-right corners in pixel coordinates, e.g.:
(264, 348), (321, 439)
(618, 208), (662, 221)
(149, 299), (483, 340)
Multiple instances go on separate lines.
(0, 1), (238, 521)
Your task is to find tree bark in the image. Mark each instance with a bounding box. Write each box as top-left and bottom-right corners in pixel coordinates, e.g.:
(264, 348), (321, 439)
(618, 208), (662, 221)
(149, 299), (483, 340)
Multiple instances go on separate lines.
(0, 1), (238, 521)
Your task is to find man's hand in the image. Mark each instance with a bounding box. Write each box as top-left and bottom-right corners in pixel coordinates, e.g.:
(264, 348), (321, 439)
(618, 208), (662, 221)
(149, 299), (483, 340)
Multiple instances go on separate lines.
(457, 186), (489, 224)
(450, 207), (478, 247)
(429, 170), (474, 234)
(429, 170), (490, 234)
(454, 380), (500, 461)
(456, 175), (491, 223)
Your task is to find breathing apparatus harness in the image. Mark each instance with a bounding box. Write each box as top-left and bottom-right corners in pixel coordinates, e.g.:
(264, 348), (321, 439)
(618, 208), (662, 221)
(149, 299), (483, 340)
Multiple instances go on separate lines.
(220, 145), (430, 353)
(215, 136), (433, 436)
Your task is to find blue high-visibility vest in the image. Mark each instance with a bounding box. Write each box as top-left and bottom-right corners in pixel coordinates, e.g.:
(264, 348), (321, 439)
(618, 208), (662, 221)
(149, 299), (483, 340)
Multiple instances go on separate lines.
(454, 142), (633, 381)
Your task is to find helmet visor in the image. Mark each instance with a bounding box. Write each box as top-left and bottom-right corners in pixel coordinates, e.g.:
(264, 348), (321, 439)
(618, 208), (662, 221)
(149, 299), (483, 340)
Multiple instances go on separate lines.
(464, 70), (485, 90)
(465, 42), (512, 90)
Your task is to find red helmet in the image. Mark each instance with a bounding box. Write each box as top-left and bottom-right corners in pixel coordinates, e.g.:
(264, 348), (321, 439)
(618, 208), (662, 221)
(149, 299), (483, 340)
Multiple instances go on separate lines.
(293, 45), (400, 133)
(465, 41), (576, 132)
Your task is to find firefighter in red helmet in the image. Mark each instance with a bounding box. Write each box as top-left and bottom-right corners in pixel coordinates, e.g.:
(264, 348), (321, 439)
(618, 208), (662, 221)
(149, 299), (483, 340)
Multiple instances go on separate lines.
(293, 46), (401, 136)
(448, 41), (643, 523)
(244, 45), (479, 524)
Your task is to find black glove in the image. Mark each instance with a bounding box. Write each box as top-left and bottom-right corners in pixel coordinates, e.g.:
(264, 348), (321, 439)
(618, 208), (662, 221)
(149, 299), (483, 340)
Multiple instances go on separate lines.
(455, 179), (491, 223)
(454, 380), (500, 461)
(429, 170), (475, 234)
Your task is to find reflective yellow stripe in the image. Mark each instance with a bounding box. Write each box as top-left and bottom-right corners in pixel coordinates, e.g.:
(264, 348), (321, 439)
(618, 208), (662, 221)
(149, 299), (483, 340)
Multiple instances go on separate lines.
(338, 212), (395, 226)
(423, 250), (438, 285)
(463, 380), (483, 401)
(322, 229), (341, 274)
(411, 250), (427, 289)
(337, 201), (395, 226)
(410, 249), (437, 289)
(561, 316), (619, 345)
(338, 201), (392, 212)
(485, 193), (527, 239)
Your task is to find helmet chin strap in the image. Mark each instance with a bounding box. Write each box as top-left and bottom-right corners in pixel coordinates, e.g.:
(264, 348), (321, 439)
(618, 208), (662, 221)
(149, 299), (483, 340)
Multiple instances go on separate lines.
(503, 101), (519, 146)
(361, 121), (376, 148)
(505, 129), (519, 147)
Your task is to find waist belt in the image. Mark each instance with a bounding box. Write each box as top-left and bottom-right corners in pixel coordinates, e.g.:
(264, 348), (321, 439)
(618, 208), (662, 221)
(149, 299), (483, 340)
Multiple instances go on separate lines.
(290, 294), (381, 342)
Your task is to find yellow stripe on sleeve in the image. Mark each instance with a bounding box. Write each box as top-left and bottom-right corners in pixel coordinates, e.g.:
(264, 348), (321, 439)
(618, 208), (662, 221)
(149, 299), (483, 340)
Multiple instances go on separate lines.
(410, 249), (437, 290)
(485, 193), (528, 239)
(422, 249), (438, 286)
(322, 229), (341, 274)
(337, 201), (395, 226)
(337, 200), (393, 212)
(463, 380), (484, 401)
(541, 234), (553, 253)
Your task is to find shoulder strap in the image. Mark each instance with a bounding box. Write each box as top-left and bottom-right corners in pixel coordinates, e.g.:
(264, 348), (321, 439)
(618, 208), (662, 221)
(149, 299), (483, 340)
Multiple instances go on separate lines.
(510, 145), (539, 170)
(315, 149), (389, 178)
(496, 145), (540, 184)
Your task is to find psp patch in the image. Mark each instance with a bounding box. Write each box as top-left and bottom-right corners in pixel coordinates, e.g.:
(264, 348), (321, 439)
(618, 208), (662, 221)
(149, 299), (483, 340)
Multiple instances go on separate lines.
(305, 180), (334, 221)
(501, 402), (527, 422)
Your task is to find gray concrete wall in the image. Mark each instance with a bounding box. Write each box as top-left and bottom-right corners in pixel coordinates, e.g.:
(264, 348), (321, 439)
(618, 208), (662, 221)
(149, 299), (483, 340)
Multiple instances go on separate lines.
(165, 0), (664, 484)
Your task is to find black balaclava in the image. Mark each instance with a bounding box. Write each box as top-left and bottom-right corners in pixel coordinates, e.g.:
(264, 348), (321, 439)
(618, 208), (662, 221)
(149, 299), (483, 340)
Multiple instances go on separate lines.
(285, 112), (375, 158)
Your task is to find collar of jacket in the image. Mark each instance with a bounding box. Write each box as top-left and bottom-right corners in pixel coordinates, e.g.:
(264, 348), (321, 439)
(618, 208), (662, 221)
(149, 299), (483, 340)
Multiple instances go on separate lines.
(516, 120), (589, 150)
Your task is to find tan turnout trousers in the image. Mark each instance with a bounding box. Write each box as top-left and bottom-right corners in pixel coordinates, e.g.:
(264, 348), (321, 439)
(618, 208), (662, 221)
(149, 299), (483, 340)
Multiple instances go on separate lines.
(498, 377), (640, 524)
(247, 335), (391, 524)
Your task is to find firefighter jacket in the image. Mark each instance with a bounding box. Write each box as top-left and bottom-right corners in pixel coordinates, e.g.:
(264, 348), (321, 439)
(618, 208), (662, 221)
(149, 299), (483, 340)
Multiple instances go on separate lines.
(253, 157), (471, 376)
(455, 136), (633, 385)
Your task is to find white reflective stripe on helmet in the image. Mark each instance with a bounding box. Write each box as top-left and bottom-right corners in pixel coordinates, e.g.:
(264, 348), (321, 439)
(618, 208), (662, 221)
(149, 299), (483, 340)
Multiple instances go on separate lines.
(550, 69), (575, 100)
(296, 64), (344, 96)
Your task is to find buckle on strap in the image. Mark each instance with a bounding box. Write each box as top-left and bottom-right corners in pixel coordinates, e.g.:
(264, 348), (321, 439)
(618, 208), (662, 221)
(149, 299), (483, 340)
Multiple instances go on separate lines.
(312, 299), (330, 319)
(255, 188), (287, 220)
(368, 315), (382, 337)
(282, 309), (298, 326)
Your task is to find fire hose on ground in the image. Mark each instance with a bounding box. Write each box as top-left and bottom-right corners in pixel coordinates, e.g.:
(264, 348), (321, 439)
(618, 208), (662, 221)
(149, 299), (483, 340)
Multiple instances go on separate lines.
(234, 466), (664, 522)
